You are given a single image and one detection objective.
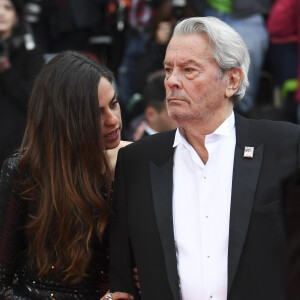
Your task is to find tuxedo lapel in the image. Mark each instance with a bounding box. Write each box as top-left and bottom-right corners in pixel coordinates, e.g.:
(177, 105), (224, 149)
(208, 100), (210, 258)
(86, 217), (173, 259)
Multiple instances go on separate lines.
(150, 146), (180, 300)
(227, 114), (264, 293)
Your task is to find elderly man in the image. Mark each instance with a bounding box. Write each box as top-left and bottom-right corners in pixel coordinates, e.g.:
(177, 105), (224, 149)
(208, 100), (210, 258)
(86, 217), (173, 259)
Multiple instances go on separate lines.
(109, 17), (300, 300)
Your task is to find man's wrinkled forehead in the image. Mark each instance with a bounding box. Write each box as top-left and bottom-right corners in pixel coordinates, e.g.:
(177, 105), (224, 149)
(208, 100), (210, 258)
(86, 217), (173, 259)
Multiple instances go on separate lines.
(163, 35), (214, 67)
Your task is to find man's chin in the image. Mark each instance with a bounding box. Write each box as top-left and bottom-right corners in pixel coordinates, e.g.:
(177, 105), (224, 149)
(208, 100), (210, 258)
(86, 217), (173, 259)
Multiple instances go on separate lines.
(168, 110), (190, 124)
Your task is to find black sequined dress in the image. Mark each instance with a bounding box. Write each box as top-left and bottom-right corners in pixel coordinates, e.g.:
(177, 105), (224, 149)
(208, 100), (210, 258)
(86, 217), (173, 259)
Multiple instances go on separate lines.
(0, 153), (110, 299)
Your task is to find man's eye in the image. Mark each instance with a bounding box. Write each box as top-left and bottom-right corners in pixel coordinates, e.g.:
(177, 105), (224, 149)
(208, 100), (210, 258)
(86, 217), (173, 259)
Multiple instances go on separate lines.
(164, 68), (172, 74)
(185, 68), (193, 73)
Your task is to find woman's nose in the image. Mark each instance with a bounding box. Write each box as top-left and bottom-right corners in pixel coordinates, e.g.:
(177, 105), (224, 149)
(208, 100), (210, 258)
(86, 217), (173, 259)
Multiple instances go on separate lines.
(105, 110), (118, 126)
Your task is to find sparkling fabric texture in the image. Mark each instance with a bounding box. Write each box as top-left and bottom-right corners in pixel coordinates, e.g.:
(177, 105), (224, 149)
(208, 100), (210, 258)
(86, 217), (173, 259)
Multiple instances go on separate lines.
(0, 153), (109, 299)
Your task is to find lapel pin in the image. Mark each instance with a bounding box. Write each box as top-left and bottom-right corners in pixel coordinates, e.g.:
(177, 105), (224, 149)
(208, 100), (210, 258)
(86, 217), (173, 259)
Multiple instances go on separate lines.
(243, 146), (254, 158)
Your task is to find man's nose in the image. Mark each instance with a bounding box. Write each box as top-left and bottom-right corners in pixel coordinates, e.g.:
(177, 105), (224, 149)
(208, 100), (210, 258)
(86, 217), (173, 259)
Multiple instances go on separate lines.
(165, 72), (182, 89)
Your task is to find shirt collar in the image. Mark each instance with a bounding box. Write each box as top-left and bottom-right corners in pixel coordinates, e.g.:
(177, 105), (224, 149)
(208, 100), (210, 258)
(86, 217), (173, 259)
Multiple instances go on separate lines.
(144, 125), (158, 136)
(173, 111), (235, 148)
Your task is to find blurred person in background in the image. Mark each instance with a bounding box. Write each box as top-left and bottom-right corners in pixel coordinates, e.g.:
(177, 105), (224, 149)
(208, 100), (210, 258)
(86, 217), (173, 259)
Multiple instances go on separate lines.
(131, 0), (194, 96)
(128, 72), (178, 140)
(0, 0), (44, 169)
(31, 0), (105, 54)
(268, 2), (300, 298)
(267, 0), (300, 124)
(117, 0), (162, 107)
(123, 0), (194, 130)
(0, 51), (132, 300)
(140, 73), (178, 137)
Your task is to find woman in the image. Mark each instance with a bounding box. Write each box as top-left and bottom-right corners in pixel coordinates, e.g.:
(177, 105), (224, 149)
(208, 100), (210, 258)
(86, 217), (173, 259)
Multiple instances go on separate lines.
(0, 51), (132, 300)
(0, 0), (44, 168)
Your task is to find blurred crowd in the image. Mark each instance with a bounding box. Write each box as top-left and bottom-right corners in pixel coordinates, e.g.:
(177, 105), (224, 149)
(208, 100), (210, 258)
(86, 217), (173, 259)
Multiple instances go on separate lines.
(0, 0), (299, 168)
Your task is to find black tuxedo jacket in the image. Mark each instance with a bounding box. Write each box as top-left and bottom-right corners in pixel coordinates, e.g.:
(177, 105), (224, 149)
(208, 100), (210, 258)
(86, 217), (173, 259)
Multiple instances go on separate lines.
(110, 114), (300, 300)
(282, 171), (300, 299)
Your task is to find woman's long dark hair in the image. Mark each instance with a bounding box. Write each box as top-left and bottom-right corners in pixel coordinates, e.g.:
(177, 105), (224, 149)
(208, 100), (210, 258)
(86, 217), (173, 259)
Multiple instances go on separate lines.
(18, 51), (114, 283)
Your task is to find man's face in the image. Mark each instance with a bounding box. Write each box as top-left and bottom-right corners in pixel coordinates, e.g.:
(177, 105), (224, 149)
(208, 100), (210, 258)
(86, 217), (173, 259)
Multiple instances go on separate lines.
(164, 34), (231, 127)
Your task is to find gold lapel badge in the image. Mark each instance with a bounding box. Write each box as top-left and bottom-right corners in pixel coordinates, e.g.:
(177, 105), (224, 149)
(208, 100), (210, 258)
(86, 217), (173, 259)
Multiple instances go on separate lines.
(243, 146), (254, 158)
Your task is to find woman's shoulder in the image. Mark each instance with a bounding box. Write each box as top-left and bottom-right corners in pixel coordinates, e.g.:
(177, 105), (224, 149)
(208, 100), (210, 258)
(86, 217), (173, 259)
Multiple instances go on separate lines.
(109, 140), (132, 155)
(0, 152), (22, 193)
(118, 140), (132, 148)
(1, 152), (20, 173)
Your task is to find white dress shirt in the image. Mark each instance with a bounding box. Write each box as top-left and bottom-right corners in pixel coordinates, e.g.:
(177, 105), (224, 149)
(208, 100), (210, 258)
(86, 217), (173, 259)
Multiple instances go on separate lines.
(172, 112), (236, 300)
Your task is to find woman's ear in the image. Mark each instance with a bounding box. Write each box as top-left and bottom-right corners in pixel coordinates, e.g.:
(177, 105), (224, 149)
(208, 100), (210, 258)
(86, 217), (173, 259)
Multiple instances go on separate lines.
(225, 68), (243, 98)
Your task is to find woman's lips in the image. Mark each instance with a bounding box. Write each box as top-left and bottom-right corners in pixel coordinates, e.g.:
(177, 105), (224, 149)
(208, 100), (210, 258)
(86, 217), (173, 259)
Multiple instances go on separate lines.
(104, 128), (120, 143)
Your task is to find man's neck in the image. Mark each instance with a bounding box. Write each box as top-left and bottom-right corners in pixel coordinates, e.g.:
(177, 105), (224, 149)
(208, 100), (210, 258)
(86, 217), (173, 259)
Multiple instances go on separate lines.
(181, 108), (234, 164)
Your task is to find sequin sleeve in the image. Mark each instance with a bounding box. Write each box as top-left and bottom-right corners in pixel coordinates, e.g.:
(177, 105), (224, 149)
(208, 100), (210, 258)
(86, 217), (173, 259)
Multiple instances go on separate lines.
(0, 154), (28, 298)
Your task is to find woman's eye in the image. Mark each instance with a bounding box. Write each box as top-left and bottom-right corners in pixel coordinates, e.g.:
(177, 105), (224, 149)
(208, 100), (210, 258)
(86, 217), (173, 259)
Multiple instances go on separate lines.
(111, 100), (118, 108)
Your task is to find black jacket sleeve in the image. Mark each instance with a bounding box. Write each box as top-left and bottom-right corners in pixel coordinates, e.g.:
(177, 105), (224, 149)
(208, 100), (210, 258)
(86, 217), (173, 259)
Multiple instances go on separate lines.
(109, 149), (140, 299)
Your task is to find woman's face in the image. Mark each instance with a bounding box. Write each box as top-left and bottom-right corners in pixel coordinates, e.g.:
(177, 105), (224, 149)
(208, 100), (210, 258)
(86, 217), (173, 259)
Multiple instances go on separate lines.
(0, 0), (18, 39)
(98, 77), (122, 150)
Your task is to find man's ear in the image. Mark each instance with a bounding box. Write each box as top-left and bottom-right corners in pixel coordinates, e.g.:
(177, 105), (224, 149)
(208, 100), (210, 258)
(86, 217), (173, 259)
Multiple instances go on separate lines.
(225, 68), (243, 98)
(145, 106), (158, 123)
